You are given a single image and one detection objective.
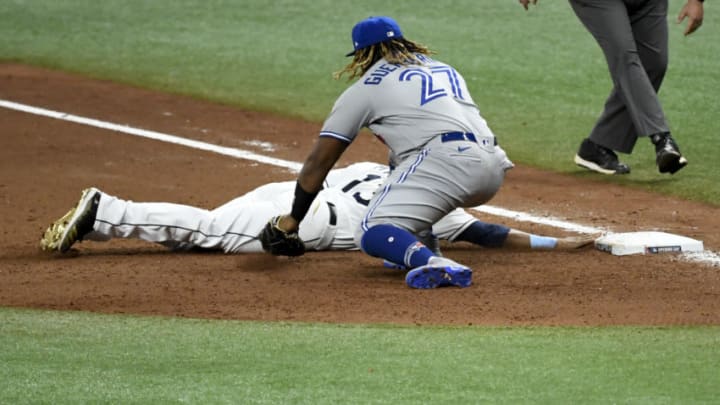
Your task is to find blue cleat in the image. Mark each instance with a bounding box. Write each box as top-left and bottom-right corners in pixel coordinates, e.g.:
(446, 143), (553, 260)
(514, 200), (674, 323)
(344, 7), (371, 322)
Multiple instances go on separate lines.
(405, 257), (472, 289)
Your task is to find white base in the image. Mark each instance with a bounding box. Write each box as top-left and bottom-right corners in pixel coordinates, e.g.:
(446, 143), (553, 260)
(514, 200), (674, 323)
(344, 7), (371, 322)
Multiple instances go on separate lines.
(595, 231), (704, 256)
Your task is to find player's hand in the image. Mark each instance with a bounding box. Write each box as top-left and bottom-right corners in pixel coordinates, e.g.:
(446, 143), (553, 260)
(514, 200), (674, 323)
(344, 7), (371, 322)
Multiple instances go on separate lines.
(259, 215), (305, 256)
(677, 0), (704, 36)
(276, 214), (299, 234)
(555, 235), (598, 250)
(519, 0), (538, 10)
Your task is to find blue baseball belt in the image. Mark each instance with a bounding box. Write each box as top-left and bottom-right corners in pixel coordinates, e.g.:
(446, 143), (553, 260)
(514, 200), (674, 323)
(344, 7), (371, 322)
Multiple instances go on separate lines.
(440, 131), (497, 146)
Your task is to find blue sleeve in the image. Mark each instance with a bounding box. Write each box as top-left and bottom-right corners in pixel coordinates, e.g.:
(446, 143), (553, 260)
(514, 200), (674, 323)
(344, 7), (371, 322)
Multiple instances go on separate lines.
(454, 221), (510, 248)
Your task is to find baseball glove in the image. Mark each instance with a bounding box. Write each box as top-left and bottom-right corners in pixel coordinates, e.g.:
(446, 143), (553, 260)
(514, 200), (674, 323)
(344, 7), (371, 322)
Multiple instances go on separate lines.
(259, 216), (305, 256)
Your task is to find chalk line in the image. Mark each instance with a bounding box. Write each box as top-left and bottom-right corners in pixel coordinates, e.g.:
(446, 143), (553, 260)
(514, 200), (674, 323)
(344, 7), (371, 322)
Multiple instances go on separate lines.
(2, 99), (715, 267)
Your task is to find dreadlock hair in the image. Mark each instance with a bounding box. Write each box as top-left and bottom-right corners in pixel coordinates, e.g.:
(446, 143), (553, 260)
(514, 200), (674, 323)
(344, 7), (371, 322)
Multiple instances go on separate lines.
(333, 38), (434, 81)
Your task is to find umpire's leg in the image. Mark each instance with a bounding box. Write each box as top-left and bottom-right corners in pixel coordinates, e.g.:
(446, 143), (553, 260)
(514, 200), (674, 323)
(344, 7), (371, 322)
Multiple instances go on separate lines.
(569, 0), (669, 154)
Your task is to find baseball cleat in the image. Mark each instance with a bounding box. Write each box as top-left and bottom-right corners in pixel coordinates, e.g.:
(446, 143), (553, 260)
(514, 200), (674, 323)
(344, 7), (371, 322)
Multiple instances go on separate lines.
(40, 188), (100, 253)
(405, 257), (472, 289)
(574, 138), (630, 175)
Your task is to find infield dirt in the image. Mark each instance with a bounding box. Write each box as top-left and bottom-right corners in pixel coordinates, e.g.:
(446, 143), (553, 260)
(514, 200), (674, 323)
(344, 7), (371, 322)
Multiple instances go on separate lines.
(1, 64), (718, 326)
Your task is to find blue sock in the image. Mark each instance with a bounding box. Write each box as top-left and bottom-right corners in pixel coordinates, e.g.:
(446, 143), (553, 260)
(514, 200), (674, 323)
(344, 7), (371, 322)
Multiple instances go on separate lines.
(360, 224), (434, 268)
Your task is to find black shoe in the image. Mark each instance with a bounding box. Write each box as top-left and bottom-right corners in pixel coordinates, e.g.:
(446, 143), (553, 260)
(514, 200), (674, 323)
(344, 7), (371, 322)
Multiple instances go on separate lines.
(574, 138), (631, 175)
(650, 133), (687, 174)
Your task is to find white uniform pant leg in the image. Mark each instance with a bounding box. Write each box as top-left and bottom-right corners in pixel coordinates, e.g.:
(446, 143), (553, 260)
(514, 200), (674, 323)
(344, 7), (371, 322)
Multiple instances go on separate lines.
(200, 184), (298, 253)
(86, 192), (225, 250)
(87, 191), (284, 253)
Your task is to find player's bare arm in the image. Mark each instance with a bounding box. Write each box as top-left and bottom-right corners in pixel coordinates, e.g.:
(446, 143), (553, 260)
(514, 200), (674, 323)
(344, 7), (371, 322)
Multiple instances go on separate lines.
(678, 0), (704, 36)
(554, 234), (598, 250)
(453, 220), (596, 250)
(503, 230), (596, 250)
(276, 137), (348, 233)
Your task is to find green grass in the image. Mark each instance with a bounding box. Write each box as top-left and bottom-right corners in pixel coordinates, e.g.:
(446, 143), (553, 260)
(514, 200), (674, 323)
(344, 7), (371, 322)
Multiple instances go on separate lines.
(1, 3), (719, 402)
(2, 308), (719, 404)
(0, 0), (718, 203)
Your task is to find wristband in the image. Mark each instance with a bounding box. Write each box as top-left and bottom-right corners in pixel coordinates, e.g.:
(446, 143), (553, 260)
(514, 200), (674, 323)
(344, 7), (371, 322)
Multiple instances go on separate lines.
(290, 182), (319, 222)
(530, 235), (558, 249)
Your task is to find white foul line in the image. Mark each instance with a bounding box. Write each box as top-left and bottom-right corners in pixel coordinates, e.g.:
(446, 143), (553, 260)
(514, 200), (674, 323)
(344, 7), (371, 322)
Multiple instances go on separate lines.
(0, 99), (302, 172)
(2, 98), (716, 267)
(473, 205), (604, 235)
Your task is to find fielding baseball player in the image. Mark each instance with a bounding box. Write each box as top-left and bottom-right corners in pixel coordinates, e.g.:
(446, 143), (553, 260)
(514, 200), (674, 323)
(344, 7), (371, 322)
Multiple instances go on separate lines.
(40, 162), (593, 256)
(260, 16), (515, 289)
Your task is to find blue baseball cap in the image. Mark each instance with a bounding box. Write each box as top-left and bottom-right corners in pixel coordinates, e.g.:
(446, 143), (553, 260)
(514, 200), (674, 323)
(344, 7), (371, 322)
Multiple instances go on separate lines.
(346, 16), (404, 56)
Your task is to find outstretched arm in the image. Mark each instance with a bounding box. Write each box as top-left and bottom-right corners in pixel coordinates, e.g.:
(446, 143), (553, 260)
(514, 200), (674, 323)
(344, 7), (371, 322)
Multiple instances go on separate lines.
(454, 220), (596, 250)
(503, 229), (596, 250)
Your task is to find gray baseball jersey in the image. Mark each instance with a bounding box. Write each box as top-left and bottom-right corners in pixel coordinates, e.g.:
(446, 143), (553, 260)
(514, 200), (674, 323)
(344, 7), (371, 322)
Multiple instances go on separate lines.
(320, 55), (510, 237)
(321, 54), (497, 160)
